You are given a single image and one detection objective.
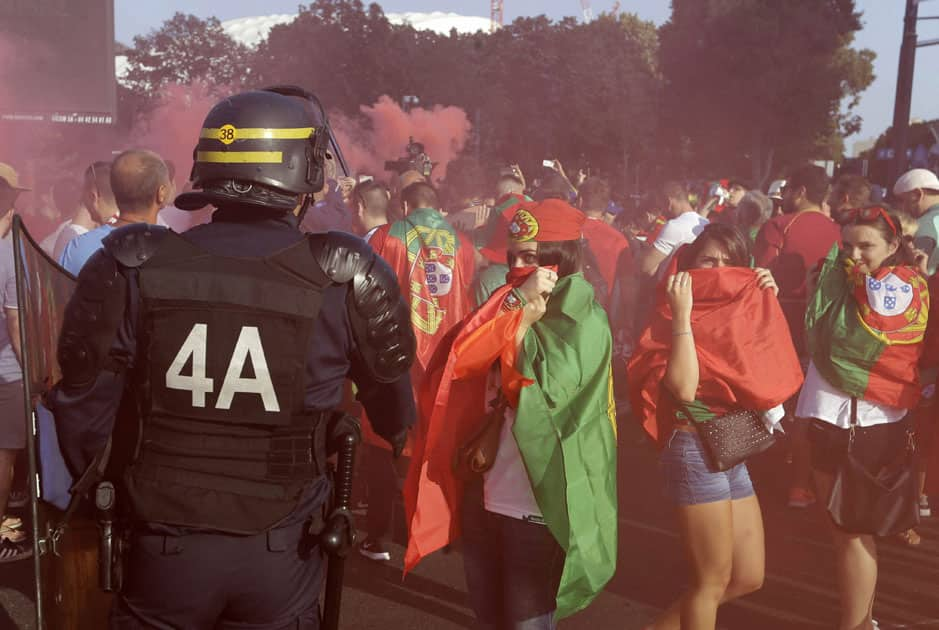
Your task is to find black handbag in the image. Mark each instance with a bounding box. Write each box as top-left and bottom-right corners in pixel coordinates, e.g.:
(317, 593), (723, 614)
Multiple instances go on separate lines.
(826, 398), (920, 537)
(678, 402), (777, 472)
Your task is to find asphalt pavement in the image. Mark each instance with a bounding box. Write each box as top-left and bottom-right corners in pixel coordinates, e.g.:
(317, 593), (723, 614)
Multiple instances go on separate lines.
(1, 420), (937, 630)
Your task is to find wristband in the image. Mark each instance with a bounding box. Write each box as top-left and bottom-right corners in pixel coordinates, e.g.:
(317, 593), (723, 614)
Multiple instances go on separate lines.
(672, 330), (693, 337)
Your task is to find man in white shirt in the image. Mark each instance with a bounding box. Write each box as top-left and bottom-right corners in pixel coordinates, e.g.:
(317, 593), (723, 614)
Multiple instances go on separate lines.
(639, 180), (709, 277)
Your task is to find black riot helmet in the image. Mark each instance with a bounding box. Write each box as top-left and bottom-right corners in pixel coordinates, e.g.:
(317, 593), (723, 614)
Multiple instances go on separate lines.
(175, 86), (332, 213)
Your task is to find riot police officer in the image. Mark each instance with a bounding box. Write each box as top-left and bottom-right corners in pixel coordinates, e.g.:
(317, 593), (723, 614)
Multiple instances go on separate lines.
(49, 87), (416, 629)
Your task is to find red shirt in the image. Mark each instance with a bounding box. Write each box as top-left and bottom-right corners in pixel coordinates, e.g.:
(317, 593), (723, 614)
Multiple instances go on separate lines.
(582, 217), (629, 299)
(754, 210), (841, 355)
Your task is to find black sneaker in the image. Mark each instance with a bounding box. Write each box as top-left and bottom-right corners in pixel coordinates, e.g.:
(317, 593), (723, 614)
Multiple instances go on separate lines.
(0, 537), (32, 563)
(358, 538), (391, 562)
(7, 490), (27, 509)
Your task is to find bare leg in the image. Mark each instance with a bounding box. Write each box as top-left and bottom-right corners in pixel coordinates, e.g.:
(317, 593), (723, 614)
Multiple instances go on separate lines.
(650, 499), (734, 630)
(789, 417), (815, 494)
(814, 470), (878, 630)
(651, 494), (764, 630)
(722, 494), (765, 601)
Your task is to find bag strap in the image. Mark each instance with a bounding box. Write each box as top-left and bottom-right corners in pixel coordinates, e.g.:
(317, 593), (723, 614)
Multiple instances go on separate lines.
(848, 397), (858, 452)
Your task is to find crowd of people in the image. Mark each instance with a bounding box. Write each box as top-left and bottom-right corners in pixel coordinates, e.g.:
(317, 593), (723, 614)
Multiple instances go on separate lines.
(2, 116), (939, 629)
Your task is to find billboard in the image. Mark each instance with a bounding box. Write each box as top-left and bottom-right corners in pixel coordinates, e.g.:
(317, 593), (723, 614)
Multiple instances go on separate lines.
(0, 0), (116, 125)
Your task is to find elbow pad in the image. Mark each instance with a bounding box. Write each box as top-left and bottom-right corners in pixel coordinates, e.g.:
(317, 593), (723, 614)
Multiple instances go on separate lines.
(311, 231), (415, 383)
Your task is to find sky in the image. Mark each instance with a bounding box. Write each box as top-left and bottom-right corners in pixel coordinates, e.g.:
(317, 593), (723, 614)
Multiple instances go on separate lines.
(114, 0), (939, 154)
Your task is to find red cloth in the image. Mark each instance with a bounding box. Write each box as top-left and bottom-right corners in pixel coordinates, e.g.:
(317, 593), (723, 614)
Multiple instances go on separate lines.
(510, 199), (585, 242)
(480, 193), (528, 264)
(404, 272), (534, 574)
(362, 214), (476, 451)
(627, 262), (804, 447)
(753, 210), (841, 355)
(582, 217), (629, 299)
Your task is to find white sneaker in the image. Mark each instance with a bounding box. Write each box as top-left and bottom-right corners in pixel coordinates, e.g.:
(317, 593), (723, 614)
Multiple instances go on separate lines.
(358, 539), (391, 562)
(919, 495), (931, 518)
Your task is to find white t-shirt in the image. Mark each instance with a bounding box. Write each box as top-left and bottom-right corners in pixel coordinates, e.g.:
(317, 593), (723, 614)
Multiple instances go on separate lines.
(652, 211), (709, 257)
(481, 370), (543, 523)
(795, 360), (907, 428)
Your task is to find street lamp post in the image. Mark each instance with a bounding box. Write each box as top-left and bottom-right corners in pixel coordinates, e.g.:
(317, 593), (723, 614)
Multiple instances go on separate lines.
(890, 0), (939, 187)
(890, 0), (919, 188)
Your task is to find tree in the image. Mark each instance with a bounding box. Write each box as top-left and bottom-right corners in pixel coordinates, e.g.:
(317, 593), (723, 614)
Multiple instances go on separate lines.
(123, 13), (251, 97)
(659, 0), (875, 186)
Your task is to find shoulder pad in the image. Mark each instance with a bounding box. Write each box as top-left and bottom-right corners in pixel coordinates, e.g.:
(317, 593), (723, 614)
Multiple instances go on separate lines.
(58, 250), (128, 389)
(313, 231), (373, 283)
(102, 223), (171, 268)
(310, 232), (415, 383)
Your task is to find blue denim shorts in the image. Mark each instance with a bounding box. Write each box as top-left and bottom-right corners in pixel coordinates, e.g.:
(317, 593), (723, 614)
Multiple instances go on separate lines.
(660, 429), (755, 506)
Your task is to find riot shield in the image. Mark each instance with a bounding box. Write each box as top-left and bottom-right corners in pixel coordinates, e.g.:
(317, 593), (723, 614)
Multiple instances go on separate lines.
(12, 216), (112, 630)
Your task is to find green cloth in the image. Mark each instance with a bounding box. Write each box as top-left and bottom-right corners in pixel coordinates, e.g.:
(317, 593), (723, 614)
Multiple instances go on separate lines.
(474, 263), (509, 306)
(515, 273), (618, 619)
(915, 203), (939, 275)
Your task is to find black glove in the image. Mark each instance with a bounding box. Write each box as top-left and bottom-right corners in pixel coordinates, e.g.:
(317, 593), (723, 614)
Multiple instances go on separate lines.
(390, 428), (409, 459)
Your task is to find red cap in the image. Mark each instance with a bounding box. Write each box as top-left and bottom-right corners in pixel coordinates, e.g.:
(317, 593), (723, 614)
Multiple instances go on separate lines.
(508, 199), (585, 243)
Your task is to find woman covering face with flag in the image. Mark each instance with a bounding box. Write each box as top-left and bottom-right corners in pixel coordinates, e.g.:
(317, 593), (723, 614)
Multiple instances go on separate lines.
(404, 199), (618, 628)
(628, 223), (804, 630)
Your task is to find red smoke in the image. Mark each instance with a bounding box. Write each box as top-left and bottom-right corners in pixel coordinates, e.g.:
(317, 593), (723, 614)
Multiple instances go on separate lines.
(132, 81), (221, 190)
(331, 95), (472, 183)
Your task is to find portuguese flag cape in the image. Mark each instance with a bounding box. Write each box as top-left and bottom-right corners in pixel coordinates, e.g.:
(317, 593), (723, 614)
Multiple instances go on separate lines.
(404, 272), (618, 619)
(805, 245), (929, 408)
(369, 207), (475, 375)
(628, 265), (803, 446)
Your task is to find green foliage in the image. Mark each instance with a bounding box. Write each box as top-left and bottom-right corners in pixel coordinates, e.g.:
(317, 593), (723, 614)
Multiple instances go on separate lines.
(123, 13), (251, 96)
(117, 0), (877, 192)
(659, 0), (874, 186)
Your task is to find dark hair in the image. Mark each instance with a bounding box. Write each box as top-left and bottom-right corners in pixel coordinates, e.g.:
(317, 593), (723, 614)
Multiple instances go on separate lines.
(532, 171), (570, 201)
(677, 223), (751, 270)
(840, 204), (917, 267)
(507, 239), (583, 278)
(402, 181), (439, 211)
(831, 174), (871, 209)
(578, 177), (611, 213)
(786, 164), (830, 206)
(110, 150), (168, 214)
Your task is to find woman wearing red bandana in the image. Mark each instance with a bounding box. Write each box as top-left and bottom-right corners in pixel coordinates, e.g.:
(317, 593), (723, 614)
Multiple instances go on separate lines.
(404, 199), (618, 628)
(629, 224), (803, 630)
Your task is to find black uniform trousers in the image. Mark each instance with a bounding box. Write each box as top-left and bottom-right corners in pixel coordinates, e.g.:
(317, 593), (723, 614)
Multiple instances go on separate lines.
(109, 480), (328, 630)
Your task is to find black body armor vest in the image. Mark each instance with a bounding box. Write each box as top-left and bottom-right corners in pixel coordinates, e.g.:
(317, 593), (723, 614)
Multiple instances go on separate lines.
(116, 230), (331, 534)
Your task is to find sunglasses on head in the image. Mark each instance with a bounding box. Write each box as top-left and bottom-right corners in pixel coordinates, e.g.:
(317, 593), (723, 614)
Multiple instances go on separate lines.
(841, 206), (898, 237)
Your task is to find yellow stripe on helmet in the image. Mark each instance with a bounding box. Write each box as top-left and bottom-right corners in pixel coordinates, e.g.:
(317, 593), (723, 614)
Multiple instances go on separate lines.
(200, 126), (315, 144)
(196, 151), (283, 164)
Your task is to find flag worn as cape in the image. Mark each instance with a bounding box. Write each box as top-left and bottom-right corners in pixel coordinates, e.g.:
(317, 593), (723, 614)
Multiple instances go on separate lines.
(582, 218), (629, 301)
(369, 207), (476, 374)
(805, 245), (928, 409)
(404, 273), (618, 620)
(628, 265), (803, 446)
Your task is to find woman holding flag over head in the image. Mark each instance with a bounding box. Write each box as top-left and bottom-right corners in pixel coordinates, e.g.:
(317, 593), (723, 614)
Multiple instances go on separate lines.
(629, 223), (804, 630)
(404, 198), (618, 629)
(796, 205), (928, 630)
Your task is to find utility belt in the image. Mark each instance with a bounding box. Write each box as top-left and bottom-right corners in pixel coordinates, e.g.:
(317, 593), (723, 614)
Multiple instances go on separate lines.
(91, 411), (361, 595)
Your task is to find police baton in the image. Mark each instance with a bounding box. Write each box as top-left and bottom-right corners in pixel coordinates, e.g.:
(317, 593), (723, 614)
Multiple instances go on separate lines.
(320, 415), (360, 630)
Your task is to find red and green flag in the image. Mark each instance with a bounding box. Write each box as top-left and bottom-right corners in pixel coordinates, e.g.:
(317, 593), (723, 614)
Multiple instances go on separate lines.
(404, 273), (618, 619)
(805, 245), (929, 409)
(628, 266), (804, 445)
(369, 206), (476, 375)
